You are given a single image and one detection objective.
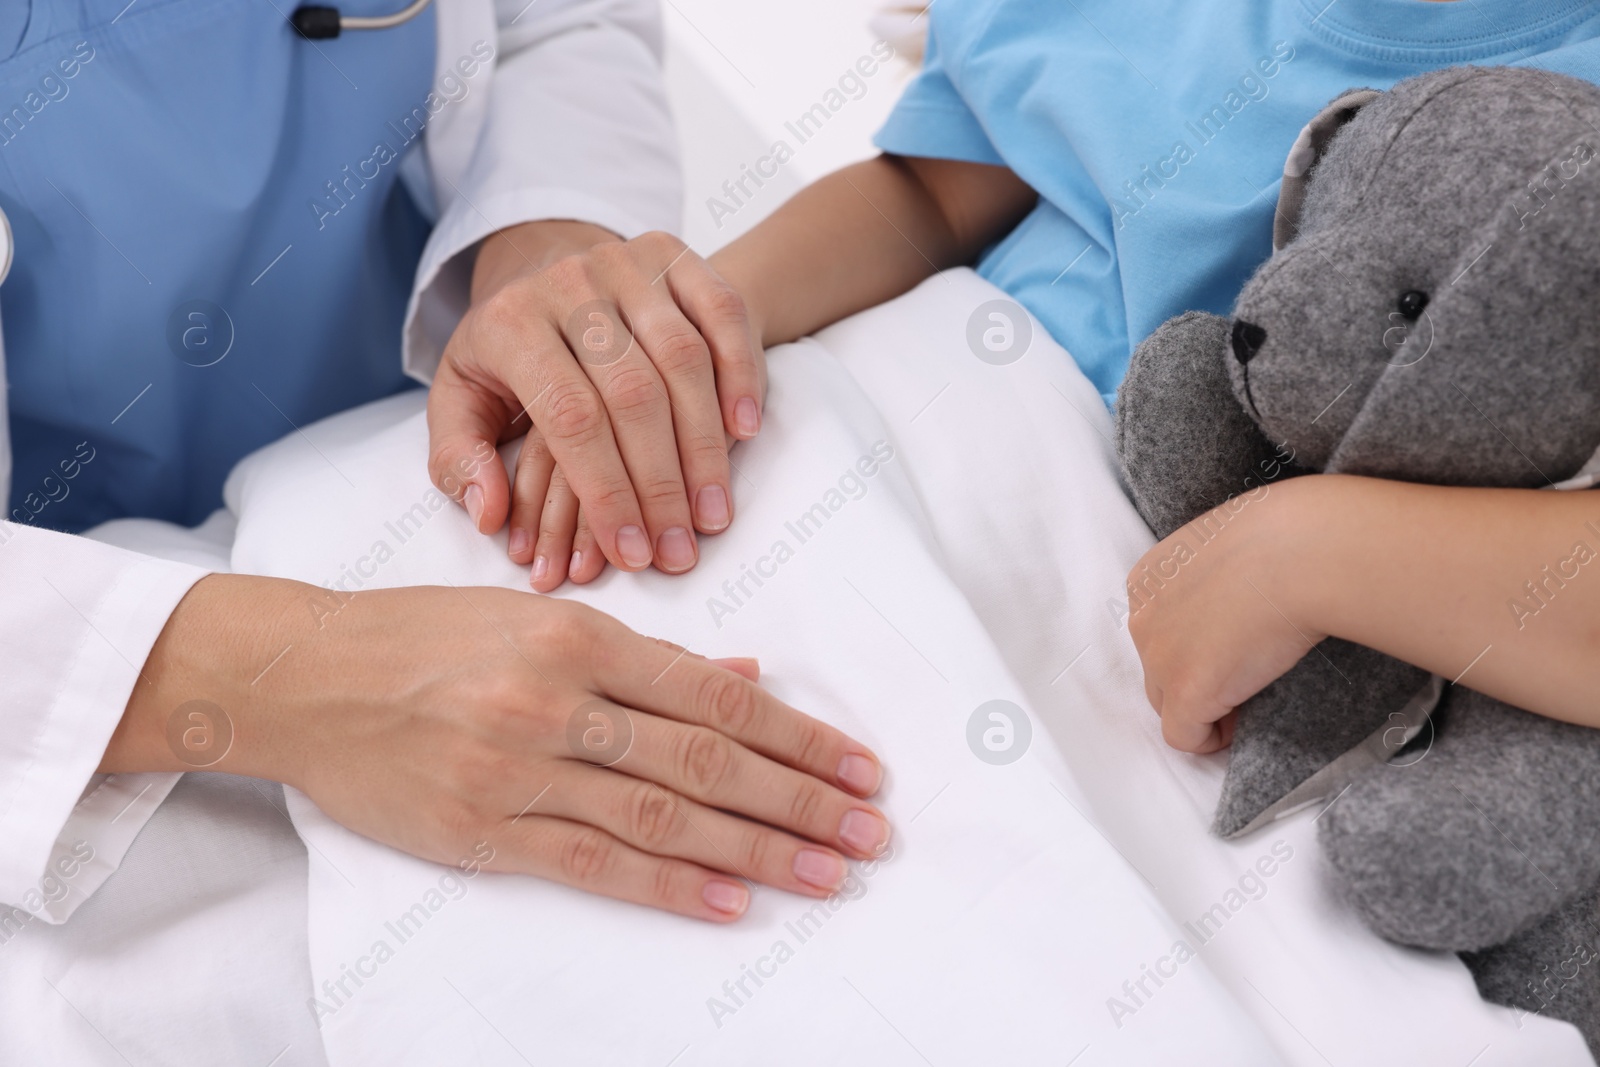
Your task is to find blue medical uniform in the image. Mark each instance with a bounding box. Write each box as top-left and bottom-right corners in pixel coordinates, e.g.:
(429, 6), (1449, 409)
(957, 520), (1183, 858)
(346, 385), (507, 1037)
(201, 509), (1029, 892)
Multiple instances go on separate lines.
(874, 0), (1600, 406)
(0, 0), (436, 532)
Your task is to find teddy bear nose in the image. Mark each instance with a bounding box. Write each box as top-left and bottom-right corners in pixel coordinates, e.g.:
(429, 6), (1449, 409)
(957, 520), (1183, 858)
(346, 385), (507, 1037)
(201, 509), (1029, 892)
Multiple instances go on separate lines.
(1231, 320), (1267, 365)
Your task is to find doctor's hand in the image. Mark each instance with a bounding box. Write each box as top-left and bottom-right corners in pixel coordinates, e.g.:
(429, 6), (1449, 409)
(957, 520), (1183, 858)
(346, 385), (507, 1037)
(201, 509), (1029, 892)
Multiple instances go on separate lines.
(108, 576), (888, 922)
(428, 220), (766, 590)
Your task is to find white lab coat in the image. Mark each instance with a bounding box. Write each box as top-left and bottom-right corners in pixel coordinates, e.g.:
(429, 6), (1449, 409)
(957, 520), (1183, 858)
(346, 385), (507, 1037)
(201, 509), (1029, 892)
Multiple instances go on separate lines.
(0, 0), (680, 925)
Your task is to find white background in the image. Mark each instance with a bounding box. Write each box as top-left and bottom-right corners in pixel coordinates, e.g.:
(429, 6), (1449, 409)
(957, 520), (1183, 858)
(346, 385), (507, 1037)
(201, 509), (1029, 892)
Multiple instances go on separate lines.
(661, 0), (913, 251)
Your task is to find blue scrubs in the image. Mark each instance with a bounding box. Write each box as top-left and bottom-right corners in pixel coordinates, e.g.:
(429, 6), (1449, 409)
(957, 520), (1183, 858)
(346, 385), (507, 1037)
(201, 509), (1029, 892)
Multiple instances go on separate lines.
(874, 0), (1600, 407)
(0, 0), (436, 532)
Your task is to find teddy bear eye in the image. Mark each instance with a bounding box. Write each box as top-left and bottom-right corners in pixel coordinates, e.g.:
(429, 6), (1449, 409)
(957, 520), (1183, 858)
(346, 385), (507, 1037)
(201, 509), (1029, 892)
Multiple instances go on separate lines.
(1396, 290), (1429, 320)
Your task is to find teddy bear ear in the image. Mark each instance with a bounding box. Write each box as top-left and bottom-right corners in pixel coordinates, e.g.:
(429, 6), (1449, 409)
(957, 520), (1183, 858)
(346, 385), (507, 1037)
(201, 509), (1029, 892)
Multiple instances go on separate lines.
(1273, 87), (1382, 252)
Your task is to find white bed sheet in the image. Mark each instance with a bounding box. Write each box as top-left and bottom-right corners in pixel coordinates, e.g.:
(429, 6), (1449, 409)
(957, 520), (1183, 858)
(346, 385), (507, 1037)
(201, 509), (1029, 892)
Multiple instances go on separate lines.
(222, 268), (1591, 1066)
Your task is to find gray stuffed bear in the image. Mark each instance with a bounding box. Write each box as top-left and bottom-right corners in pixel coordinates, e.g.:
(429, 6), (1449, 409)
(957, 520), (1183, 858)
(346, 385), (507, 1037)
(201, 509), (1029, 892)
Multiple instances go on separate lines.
(1115, 65), (1600, 1047)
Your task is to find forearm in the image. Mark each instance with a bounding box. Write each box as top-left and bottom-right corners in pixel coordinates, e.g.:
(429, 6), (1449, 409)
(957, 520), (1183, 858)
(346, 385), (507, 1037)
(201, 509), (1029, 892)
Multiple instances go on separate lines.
(710, 155), (1035, 347)
(1285, 475), (1600, 724)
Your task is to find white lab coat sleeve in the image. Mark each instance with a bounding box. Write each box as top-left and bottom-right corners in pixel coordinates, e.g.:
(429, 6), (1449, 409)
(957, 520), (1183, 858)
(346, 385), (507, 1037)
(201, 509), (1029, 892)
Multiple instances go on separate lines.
(404, 0), (684, 383)
(0, 522), (207, 923)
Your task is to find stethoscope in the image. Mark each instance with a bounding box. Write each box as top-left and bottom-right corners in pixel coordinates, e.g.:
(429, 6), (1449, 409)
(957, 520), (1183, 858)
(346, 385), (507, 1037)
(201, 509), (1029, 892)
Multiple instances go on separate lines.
(0, 0), (434, 286)
(291, 0), (434, 40)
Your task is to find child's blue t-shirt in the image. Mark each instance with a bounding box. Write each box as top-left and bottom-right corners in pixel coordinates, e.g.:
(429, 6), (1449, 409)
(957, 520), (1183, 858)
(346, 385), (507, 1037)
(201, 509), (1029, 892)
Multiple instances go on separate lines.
(874, 0), (1600, 405)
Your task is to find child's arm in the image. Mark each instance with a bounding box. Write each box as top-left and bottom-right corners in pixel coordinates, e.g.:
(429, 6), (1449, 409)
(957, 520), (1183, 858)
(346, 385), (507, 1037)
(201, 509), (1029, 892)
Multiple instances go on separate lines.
(1129, 475), (1600, 753)
(710, 155), (1037, 347)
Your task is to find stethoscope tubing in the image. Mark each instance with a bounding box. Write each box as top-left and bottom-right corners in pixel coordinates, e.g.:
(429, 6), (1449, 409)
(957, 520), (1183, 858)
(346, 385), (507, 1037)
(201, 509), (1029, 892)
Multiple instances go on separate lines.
(339, 0), (434, 31)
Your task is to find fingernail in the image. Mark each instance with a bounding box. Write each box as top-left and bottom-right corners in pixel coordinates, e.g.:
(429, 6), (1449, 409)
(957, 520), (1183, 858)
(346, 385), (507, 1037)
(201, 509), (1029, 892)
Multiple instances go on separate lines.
(509, 528), (531, 558)
(657, 527), (696, 572)
(703, 879), (750, 916)
(735, 396), (760, 438)
(617, 525), (652, 569)
(710, 656), (760, 680)
(836, 754), (882, 796)
(531, 554), (549, 585)
(696, 484), (731, 532)
(838, 809), (889, 856)
(568, 550), (584, 579)
(464, 483), (485, 529)
(793, 848), (847, 891)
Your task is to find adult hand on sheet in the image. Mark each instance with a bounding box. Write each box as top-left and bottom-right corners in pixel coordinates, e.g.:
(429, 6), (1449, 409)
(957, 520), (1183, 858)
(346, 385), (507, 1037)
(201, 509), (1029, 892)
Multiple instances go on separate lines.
(1125, 477), (1329, 754)
(107, 576), (888, 921)
(427, 220), (767, 591)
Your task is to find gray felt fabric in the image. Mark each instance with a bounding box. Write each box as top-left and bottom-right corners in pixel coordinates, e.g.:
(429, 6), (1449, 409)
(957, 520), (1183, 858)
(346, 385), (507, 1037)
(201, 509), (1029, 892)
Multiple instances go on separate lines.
(1462, 881), (1600, 1059)
(1272, 88), (1380, 252)
(1112, 64), (1600, 1042)
(1231, 66), (1600, 486)
(1115, 311), (1297, 541)
(1321, 685), (1600, 951)
(1212, 641), (1430, 838)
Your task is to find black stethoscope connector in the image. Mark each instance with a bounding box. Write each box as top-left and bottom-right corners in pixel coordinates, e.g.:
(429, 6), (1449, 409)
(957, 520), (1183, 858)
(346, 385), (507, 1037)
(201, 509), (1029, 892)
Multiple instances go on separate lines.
(292, 6), (343, 39)
(292, 0), (434, 40)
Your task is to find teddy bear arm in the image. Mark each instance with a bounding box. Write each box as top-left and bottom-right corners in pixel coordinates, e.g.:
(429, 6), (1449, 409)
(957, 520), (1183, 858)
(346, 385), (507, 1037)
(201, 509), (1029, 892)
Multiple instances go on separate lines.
(1115, 311), (1292, 539)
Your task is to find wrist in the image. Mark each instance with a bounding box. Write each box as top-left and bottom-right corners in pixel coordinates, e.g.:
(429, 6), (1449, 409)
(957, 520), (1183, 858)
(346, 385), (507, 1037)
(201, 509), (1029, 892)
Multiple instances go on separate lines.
(1264, 474), (1368, 644)
(471, 219), (621, 302)
(707, 243), (772, 347)
(107, 574), (319, 787)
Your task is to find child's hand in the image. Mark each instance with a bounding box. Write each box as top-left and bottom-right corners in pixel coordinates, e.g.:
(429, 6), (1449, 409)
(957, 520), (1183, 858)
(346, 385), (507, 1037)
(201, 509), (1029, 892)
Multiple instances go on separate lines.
(511, 427), (742, 592)
(1125, 477), (1331, 754)
(501, 426), (608, 591)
